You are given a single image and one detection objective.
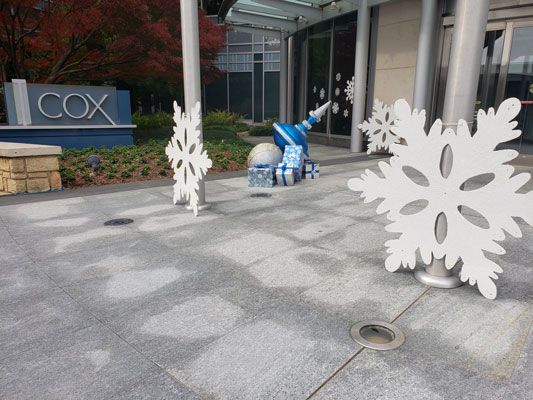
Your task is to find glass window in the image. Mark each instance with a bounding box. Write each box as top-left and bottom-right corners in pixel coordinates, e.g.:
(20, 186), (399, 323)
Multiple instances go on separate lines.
(264, 53), (280, 61)
(264, 72), (280, 119)
(254, 44), (263, 52)
(331, 12), (357, 135)
(206, 75), (228, 112)
(265, 39), (281, 51)
(227, 63), (252, 72)
(307, 21), (332, 133)
(229, 72), (252, 119)
(228, 45), (253, 53)
(228, 53), (252, 63)
(254, 53), (263, 61)
(254, 63), (263, 122)
(264, 62), (280, 71)
(228, 31), (252, 44)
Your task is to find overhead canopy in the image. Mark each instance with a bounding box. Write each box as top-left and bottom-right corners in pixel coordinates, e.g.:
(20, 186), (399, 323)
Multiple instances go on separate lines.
(219, 0), (390, 37)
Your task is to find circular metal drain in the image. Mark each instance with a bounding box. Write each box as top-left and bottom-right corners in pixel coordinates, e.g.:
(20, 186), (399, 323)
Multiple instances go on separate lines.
(104, 218), (134, 226)
(350, 320), (405, 351)
(250, 193), (272, 198)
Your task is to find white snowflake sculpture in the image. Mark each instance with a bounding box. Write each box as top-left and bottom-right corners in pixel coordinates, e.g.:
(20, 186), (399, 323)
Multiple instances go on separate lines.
(343, 109), (349, 118)
(332, 102), (339, 114)
(313, 86), (317, 93)
(336, 73), (341, 82)
(348, 98), (533, 299)
(359, 99), (399, 155)
(335, 87), (340, 97)
(320, 88), (325, 100)
(165, 101), (212, 216)
(345, 76), (355, 104)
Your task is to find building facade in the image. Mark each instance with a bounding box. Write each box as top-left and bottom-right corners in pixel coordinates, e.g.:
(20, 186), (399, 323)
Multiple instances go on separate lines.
(219, 0), (533, 154)
(205, 22), (281, 122)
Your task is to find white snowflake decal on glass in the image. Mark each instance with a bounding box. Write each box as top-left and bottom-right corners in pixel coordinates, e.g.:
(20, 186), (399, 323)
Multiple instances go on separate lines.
(313, 86), (317, 94)
(359, 99), (399, 155)
(315, 102), (319, 110)
(332, 102), (339, 114)
(343, 109), (349, 118)
(336, 73), (341, 82)
(165, 101), (212, 216)
(319, 88), (325, 100)
(348, 98), (533, 299)
(345, 76), (355, 104)
(335, 87), (340, 97)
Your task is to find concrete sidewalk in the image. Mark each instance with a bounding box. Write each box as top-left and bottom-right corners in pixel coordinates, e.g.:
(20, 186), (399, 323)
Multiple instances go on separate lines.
(1, 155), (532, 399)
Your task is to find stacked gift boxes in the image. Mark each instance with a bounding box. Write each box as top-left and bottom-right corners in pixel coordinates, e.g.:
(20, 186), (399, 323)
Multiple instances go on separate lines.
(248, 145), (319, 187)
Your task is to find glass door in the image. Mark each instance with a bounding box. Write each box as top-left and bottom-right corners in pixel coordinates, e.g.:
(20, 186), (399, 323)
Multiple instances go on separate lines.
(497, 22), (533, 154)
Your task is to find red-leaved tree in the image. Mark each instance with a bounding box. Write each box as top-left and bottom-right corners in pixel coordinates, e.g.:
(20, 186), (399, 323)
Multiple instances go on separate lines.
(0, 0), (227, 84)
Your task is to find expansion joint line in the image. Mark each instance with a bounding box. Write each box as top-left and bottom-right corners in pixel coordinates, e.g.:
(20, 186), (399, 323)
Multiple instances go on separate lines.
(306, 286), (431, 399)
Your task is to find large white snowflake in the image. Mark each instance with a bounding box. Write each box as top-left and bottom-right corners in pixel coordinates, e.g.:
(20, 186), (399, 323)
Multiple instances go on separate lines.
(345, 76), (355, 104)
(359, 99), (399, 154)
(348, 98), (533, 299)
(165, 101), (212, 216)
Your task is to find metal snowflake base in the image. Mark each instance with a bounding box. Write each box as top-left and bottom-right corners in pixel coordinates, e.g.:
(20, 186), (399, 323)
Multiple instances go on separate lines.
(185, 202), (211, 211)
(414, 267), (463, 289)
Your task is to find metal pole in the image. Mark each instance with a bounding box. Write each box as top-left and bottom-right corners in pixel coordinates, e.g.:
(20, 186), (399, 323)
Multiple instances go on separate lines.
(180, 0), (210, 210)
(279, 34), (288, 123)
(287, 36), (294, 124)
(413, 0), (439, 112)
(350, 0), (370, 153)
(415, 0), (490, 288)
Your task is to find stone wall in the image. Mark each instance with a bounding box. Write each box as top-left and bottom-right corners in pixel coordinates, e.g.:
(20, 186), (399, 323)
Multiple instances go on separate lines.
(373, 0), (421, 106)
(0, 142), (62, 194)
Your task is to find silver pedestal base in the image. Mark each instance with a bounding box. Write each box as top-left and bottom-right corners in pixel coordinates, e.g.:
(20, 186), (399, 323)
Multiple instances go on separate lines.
(184, 203), (211, 211)
(414, 267), (463, 289)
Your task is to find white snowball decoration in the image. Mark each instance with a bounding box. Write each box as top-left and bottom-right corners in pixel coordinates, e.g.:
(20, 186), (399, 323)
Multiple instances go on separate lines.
(335, 87), (340, 97)
(345, 76), (354, 104)
(165, 101), (212, 216)
(348, 98), (533, 299)
(359, 99), (399, 154)
(247, 143), (283, 168)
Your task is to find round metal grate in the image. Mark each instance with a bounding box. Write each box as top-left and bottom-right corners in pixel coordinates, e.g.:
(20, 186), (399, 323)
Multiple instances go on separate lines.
(250, 193), (272, 198)
(350, 320), (405, 351)
(104, 218), (134, 226)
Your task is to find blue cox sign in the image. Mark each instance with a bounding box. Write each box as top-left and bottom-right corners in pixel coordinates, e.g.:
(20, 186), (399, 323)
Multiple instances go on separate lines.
(1, 79), (135, 149)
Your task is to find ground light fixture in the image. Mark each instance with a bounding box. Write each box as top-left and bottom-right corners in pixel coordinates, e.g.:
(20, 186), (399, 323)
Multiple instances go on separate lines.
(350, 320), (405, 351)
(87, 155), (100, 170)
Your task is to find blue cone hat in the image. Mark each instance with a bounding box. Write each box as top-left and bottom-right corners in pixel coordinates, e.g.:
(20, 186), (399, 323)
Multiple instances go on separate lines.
(272, 101), (331, 158)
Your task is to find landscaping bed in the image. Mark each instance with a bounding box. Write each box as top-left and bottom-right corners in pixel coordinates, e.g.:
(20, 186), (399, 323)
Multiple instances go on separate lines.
(59, 127), (254, 189)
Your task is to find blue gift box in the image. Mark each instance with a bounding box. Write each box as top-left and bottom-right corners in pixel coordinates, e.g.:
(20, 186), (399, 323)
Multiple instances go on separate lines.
(276, 164), (296, 186)
(281, 145), (303, 182)
(303, 160), (319, 179)
(248, 164), (276, 187)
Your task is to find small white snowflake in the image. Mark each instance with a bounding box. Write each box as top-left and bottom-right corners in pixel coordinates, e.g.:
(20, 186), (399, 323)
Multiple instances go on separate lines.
(335, 87), (340, 97)
(348, 98), (533, 299)
(313, 86), (317, 93)
(165, 101), (212, 216)
(345, 76), (355, 104)
(332, 102), (339, 114)
(315, 102), (319, 110)
(343, 109), (349, 118)
(319, 88), (325, 100)
(335, 73), (341, 82)
(359, 99), (399, 155)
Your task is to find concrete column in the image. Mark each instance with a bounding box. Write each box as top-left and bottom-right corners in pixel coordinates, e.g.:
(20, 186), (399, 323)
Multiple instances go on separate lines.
(180, 0), (207, 207)
(350, 0), (370, 153)
(415, 0), (490, 288)
(413, 0), (439, 112)
(279, 35), (288, 123)
(287, 36), (294, 124)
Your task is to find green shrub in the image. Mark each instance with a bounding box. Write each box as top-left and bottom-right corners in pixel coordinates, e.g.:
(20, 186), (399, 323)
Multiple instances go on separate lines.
(203, 110), (243, 126)
(158, 169), (166, 176)
(249, 125), (274, 136)
(106, 172), (115, 179)
(81, 171), (91, 180)
(62, 169), (75, 181)
(132, 111), (173, 129)
(121, 170), (131, 178)
(140, 165), (150, 176)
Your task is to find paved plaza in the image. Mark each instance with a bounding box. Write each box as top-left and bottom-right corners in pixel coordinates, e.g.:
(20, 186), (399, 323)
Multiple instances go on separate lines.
(1, 145), (532, 399)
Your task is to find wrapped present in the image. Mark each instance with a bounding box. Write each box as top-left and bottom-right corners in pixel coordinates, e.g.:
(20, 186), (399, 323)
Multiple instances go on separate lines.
(303, 160), (319, 179)
(276, 164), (296, 186)
(281, 145), (304, 182)
(248, 164), (276, 187)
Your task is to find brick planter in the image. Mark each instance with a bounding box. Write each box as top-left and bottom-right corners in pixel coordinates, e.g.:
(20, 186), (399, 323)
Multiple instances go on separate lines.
(0, 142), (62, 194)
